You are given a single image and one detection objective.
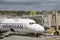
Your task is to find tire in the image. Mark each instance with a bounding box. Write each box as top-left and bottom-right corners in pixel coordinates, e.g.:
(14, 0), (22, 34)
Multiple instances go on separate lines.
(35, 33), (39, 37)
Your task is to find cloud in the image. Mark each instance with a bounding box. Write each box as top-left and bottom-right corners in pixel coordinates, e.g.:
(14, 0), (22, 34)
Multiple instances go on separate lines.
(1, 0), (29, 2)
(1, 0), (60, 2)
(0, 0), (60, 11)
(0, 0), (41, 5)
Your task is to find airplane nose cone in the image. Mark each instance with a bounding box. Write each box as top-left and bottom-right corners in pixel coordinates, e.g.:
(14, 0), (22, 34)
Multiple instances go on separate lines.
(40, 27), (44, 31)
(34, 24), (44, 32)
(37, 26), (44, 32)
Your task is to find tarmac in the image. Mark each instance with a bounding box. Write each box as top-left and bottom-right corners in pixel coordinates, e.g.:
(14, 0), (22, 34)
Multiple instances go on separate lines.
(0, 33), (60, 40)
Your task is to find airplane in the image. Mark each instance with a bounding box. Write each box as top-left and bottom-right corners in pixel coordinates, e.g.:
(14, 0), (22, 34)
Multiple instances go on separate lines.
(0, 18), (44, 38)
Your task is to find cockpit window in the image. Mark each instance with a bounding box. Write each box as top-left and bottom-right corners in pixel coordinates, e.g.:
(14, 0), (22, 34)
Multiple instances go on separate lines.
(29, 23), (33, 24)
(29, 22), (36, 25)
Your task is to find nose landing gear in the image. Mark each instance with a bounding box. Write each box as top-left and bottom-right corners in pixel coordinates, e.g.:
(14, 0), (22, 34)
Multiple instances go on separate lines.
(35, 33), (43, 37)
(35, 33), (39, 37)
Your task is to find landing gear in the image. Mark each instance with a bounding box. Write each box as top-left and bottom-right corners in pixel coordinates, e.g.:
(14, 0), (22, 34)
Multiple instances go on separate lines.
(35, 33), (39, 37)
(30, 33), (40, 37)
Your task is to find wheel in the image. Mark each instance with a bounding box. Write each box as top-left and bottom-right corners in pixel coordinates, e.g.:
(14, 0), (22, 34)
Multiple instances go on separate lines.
(35, 33), (39, 37)
(36, 33), (39, 37)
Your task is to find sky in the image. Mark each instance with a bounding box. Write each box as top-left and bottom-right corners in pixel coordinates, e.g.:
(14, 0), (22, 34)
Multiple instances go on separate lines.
(0, 0), (60, 11)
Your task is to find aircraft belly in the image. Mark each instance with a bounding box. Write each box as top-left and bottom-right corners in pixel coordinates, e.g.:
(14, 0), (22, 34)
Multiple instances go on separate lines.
(13, 28), (37, 33)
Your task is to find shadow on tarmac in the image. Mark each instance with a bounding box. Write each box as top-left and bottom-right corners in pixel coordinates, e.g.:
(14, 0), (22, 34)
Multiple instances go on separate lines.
(8, 33), (36, 37)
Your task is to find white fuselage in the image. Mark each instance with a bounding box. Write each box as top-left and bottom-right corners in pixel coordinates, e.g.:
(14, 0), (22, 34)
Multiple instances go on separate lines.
(0, 19), (44, 34)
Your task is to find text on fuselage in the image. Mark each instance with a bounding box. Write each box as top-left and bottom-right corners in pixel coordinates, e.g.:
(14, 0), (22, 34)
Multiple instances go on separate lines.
(1, 23), (23, 29)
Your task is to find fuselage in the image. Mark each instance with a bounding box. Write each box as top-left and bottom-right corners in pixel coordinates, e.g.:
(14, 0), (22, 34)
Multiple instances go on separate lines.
(0, 18), (44, 34)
